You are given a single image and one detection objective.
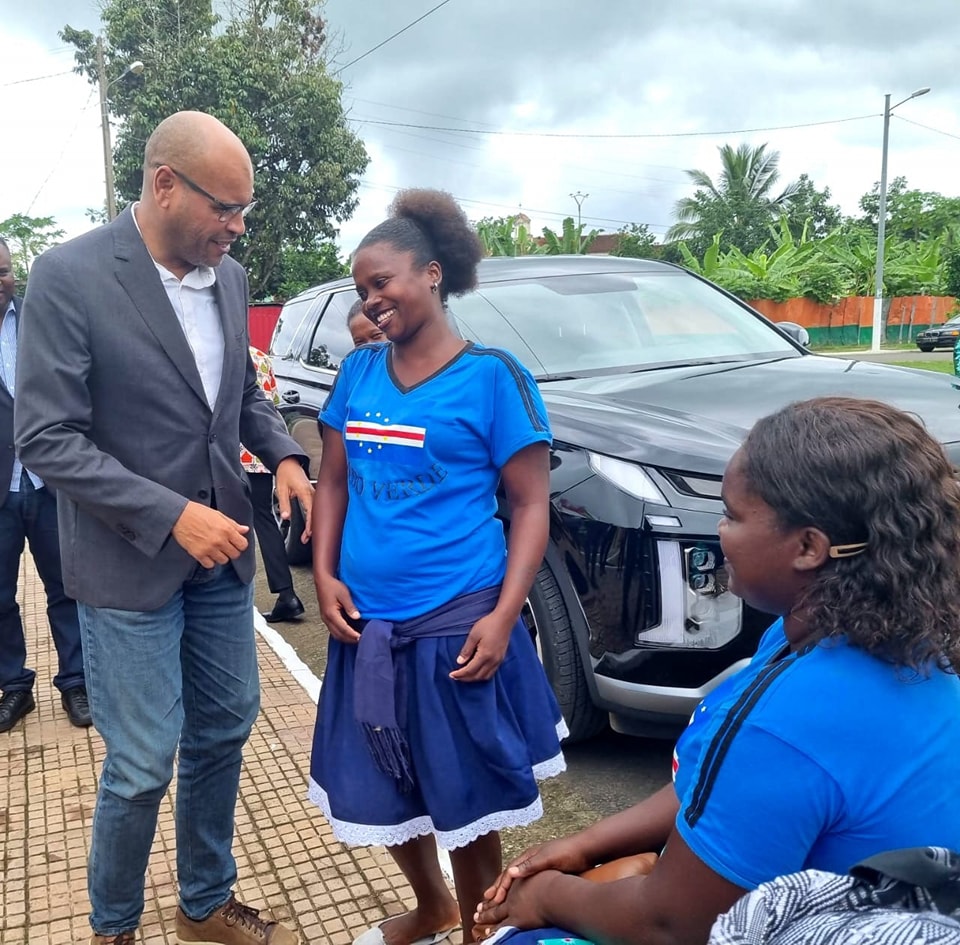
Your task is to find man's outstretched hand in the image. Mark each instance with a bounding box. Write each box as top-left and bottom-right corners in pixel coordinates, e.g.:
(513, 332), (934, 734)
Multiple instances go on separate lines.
(275, 456), (315, 543)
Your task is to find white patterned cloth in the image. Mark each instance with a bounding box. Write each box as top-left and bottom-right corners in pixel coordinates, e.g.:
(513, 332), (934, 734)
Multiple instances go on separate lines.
(709, 847), (960, 945)
(240, 346), (282, 473)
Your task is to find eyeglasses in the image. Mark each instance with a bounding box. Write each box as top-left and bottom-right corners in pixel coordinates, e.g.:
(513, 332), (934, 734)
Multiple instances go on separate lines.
(165, 166), (257, 222)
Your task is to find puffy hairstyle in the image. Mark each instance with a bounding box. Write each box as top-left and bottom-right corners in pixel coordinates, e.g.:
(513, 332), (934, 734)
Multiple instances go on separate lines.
(356, 189), (483, 302)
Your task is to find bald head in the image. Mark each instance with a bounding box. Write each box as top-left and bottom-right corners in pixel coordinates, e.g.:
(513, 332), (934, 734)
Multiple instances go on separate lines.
(142, 111), (252, 196)
(136, 111), (255, 278)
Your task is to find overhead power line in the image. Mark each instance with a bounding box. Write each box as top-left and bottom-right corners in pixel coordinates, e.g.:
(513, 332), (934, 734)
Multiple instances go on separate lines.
(348, 96), (699, 174)
(27, 89), (98, 213)
(350, 112), (879, 140)
(348, 96), (503, 130)
(369, 135), (686, 191)
(2, 69), (74, 87)
(893, 115), (960, 143)
(356, 179), (671, 231)
(333, 0), (455, 76)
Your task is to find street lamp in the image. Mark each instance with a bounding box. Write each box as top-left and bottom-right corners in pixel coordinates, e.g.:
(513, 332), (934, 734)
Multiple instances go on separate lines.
(870, 86), (930, 352)
(570, 191), (589, 232)
(96, 35), (144, 221)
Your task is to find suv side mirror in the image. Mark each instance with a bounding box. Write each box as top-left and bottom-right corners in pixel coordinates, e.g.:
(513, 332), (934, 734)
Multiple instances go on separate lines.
(777, 321), (810, 348)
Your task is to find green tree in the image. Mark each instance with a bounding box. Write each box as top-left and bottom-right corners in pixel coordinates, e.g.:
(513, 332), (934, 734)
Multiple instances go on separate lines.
(667, 142), (800, 256)
(945, 247), (960, 299)
(61, 0), (368, 296)
(0, 213), (66, 287)
(783, 174), (841, 241)
(609, 223), (659, 259)
(264, 241), (348, 300)
(856, 177), (960, 245)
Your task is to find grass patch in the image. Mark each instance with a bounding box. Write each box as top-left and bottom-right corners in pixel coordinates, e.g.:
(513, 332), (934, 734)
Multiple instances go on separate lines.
(885, 360), (954, 374)
(811, 342), (919, 354)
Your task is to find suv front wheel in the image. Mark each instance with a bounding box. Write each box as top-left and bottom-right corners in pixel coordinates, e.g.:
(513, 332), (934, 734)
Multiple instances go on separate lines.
(524, 561), (607, 743)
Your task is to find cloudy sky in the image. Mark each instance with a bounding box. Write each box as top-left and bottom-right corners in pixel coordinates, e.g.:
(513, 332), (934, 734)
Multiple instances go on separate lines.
(3, 0), (959, 260)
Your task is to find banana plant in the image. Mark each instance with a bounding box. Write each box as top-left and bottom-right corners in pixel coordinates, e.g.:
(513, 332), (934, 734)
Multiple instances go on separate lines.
(680, 220), (838, 302)
(884, 234), (945, 297)
(541, 217), (600, 254)
(678, 233), (723, 278)
(816, 230), (877, 295)
(475, 216), (544, 257)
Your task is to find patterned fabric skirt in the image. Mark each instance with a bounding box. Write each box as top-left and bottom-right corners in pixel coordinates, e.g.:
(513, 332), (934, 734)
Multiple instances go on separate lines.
(308, 617), (567, 850)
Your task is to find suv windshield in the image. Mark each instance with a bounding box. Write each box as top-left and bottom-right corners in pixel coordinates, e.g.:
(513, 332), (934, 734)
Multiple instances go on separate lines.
(449, 270), (799, 378)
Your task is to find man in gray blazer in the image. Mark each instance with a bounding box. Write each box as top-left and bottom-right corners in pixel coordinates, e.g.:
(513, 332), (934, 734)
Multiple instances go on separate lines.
(0, 240), (89, 732)
(16, 112), (312, 945)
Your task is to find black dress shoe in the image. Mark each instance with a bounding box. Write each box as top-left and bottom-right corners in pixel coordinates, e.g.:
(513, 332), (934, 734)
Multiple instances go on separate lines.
(61, 686), (93, 727)
(262, 592), (305, 623)
(0, 690), (36, 733)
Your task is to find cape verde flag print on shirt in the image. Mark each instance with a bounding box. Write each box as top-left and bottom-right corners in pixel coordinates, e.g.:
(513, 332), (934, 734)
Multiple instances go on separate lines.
(346, 414), (427, 462)
(319, 341), (552, 621)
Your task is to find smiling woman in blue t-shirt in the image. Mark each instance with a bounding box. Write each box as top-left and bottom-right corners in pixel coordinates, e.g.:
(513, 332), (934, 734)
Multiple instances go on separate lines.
(308, 189), (566, 945)
(473, 397), (960, 945)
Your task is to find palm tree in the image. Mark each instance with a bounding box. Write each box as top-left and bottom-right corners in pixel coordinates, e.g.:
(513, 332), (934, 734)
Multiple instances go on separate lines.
(667, 143), (800, 255)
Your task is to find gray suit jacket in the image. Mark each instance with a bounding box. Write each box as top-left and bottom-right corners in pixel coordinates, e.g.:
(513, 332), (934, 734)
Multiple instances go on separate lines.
(14, 208), (307, 609)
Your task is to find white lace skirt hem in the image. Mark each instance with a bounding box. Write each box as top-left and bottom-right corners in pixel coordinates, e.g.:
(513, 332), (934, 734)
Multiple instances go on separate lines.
(308, 744), (566, 851)
(532, 747), (567, 781)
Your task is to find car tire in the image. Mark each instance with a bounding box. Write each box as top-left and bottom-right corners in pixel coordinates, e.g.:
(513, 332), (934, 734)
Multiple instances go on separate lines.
(917, 345), (935, 352)
(525, 561), (607, 743)
(274, 492), (313, 566)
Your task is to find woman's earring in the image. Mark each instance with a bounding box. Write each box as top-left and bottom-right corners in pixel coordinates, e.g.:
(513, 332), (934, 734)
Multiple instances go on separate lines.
(430, 283), (438, 293)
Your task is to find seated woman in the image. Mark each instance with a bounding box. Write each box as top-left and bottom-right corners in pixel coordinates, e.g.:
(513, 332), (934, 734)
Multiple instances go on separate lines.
(474, 396), (960, 945)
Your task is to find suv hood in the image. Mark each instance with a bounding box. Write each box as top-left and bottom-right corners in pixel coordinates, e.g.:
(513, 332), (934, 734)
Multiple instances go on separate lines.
(543, 354), (960, 476)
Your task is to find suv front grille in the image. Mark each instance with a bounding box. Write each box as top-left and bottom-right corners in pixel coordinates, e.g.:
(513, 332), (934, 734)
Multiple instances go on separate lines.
(661, 469), (723, 499)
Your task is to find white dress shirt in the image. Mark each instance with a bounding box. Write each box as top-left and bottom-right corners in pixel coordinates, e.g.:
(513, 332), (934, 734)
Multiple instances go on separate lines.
(0, 300), (43, 492)
(132, 205), (225, 408)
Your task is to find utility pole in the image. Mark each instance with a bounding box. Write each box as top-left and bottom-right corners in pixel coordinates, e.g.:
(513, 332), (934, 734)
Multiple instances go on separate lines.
(570, 191), (589, 232)
(96, 36), (118, 221)
(870, 87), (930, 352)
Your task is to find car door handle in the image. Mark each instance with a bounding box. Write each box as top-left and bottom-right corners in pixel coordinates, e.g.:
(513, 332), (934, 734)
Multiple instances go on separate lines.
(282, 389), (301, 404)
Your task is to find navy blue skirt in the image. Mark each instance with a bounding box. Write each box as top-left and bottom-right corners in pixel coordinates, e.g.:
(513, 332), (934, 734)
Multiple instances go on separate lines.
(308, 616), (567, 850)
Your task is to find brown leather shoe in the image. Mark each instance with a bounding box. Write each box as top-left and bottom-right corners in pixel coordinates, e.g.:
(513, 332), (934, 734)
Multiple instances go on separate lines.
(175, 895), (299, 944)
(90, 932), (137, 944)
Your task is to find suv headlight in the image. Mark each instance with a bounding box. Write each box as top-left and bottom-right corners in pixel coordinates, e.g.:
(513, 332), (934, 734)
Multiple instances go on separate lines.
(588, 453), (667, 504)
(638, 540), (741, 649)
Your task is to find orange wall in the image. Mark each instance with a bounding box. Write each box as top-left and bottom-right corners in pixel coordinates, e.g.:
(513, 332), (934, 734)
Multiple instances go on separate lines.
(746, 296), (958, 345)
(747, 296), (956, 331)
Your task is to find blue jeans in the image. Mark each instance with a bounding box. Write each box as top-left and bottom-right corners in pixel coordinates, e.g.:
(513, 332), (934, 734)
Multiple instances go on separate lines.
(0, 481), (84, 693)
(78, 565), (258, 935)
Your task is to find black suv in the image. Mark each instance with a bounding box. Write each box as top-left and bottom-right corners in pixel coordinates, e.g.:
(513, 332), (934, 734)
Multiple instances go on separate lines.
(270, 255), (960, 741)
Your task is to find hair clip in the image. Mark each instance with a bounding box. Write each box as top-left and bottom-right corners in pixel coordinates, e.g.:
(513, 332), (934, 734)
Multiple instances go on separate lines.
(828, 542), (868, 559)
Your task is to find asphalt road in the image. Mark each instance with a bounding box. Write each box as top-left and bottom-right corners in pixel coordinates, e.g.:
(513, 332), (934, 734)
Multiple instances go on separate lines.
(253, 557), (673, 860)
(825, 347), (952, 363)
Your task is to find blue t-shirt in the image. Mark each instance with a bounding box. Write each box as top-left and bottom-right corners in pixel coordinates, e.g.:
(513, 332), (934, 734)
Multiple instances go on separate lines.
(320, 342), (552, 620)
(673, 619), (960, 890)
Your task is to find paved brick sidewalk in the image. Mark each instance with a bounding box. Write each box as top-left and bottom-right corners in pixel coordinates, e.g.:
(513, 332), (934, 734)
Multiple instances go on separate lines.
(0, 555), (415, 944)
